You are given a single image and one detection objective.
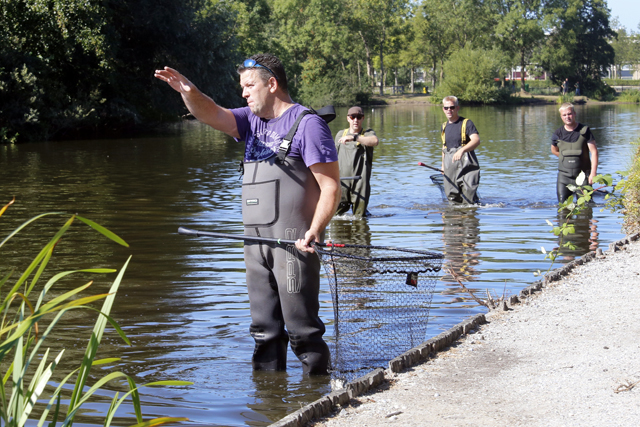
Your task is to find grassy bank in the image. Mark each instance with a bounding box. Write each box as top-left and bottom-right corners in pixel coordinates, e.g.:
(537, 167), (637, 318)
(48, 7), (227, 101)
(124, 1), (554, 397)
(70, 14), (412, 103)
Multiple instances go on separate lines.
(368, 92), (637, 106)
(611, 141), (640, 234)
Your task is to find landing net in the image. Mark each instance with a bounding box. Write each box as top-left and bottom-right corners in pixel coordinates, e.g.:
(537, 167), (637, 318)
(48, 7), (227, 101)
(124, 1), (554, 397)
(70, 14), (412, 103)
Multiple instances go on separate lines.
(316, 244), (443, 383)
(430, 174), (447, 201)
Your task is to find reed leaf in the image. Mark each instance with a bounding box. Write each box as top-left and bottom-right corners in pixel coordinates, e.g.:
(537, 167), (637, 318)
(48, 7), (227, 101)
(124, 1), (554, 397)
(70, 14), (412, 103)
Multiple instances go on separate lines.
(76, 216), (129, 248)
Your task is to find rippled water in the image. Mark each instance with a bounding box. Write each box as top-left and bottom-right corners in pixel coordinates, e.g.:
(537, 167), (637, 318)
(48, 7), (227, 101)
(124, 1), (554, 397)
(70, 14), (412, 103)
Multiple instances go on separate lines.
(1, 102), (639, 426)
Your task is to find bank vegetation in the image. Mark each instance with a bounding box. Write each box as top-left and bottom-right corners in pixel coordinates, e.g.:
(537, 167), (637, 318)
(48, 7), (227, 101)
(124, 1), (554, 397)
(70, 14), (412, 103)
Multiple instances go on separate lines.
(1, 0), (638, 143)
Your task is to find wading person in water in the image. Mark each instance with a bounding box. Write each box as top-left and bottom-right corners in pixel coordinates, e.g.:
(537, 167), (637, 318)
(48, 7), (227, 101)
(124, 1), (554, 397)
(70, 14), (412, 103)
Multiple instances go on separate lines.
(334, 106), (379, 217)
(155, 54), (340, 375)
(440, 96), (481, 204)
(551, 103), (598, 203)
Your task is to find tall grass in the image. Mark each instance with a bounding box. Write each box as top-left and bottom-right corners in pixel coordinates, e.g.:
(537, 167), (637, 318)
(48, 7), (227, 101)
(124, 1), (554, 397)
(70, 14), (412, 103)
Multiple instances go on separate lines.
(606, 139), (640, 234)
(617, 90), (640, 103)
(556, 93), (575, 104)
(0, 199), (192, 427)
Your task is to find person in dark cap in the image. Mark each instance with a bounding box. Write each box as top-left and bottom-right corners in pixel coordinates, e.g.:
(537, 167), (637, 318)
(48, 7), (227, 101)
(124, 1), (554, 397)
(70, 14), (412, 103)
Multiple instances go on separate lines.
(334, 106), (379, 217)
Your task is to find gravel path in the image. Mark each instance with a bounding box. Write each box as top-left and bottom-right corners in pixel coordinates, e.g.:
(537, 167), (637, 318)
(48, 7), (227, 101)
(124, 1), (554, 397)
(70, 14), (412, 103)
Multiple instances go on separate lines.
(311, 240), (640, 427)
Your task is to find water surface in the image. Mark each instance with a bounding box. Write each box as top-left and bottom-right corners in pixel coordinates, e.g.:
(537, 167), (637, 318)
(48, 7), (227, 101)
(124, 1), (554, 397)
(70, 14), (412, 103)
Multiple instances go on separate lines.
(1, 103), (638, 426)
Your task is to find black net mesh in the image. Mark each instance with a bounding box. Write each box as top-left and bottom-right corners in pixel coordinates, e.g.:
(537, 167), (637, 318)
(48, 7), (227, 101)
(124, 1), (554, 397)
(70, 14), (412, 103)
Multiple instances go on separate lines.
(316, 244), (443, 383)
(430, 174), (447, 201)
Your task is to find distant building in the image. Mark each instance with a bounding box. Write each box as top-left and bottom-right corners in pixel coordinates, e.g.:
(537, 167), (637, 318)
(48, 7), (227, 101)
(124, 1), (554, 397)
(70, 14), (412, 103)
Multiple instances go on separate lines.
(608, 65), (640, 80)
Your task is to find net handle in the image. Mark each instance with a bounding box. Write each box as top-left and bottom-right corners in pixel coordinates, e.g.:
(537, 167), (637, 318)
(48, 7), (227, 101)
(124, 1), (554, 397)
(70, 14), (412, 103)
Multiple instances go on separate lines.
(178, 227), (443, 257)
(178, 227), (341, 248)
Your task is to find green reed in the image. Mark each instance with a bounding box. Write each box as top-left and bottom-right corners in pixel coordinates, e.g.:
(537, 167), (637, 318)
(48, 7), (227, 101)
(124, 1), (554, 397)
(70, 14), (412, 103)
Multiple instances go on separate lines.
(0, 199), (192, 427)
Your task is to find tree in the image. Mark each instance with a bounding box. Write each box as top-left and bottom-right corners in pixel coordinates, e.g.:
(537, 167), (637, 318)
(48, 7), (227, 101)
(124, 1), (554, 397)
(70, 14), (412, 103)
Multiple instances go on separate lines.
(350, 0), (410, 95)
(0, 0), (241, 142)
(494, 0), (546, 90)
(271, 0), (365, 105)
(609, 19), (640, 79)
(537, 0), (615, 92)
(437, 46), (504, 103)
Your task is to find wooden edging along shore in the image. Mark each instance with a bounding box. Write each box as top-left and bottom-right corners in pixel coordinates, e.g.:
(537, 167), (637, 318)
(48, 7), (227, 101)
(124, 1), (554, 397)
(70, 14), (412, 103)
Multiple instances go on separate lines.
(271, 231), (640, 427)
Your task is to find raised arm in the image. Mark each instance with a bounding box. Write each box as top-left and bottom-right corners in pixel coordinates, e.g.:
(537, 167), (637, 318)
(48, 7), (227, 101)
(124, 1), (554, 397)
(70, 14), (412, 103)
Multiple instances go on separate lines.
(295, 161), (341, 253)
(154, 67), (239, 138)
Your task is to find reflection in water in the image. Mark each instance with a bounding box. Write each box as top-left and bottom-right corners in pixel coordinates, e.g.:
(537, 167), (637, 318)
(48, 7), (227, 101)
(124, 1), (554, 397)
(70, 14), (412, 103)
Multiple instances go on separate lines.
(555, 206), (599, 260)
(437, 206), (481, 303)
(247, 371), (329, 426)
(327, 216), (372, 246)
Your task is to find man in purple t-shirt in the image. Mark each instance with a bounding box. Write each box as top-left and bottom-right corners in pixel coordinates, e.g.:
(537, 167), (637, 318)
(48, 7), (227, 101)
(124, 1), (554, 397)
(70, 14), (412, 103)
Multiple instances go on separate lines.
(155, 54), (340, 374)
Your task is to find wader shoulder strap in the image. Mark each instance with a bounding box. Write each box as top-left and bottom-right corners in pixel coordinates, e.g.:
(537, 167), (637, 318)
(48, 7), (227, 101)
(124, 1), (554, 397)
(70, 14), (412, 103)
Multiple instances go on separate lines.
(441, 118), (469, 147)
(277, 105), (336, 162)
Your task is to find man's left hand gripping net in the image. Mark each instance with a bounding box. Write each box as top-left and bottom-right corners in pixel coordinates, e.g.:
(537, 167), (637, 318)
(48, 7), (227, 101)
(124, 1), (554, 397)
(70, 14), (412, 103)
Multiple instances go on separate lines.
(315, 244), (443, 383)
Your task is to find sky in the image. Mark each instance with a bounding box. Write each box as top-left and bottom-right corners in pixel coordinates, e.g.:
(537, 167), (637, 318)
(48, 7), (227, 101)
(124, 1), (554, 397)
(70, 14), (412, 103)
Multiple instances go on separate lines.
(607, 0), (640, 31)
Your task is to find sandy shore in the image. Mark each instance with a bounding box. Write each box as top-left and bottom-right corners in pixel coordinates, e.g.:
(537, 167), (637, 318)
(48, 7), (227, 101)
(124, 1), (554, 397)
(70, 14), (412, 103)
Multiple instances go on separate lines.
(308, 237), (640, 427)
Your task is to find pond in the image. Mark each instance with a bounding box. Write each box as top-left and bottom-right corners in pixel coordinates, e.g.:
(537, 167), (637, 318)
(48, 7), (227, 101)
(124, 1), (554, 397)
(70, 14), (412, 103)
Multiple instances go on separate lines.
(1, 102), (639, 426)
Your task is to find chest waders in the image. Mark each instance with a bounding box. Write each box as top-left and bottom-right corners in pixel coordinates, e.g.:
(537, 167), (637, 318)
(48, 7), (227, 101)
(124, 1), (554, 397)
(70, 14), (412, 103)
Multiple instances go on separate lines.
(556, 126), (591, 202)
(441, 119), (480, 204)
(335, 129), (374, 217)
(241, 109), (334, 375)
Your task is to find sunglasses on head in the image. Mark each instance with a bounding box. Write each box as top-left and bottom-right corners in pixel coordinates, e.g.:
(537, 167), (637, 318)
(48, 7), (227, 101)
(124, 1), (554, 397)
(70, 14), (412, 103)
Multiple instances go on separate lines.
(443, 106), (456, 110)
(348, 114), (364, 120)
(242, 59), (278, 80)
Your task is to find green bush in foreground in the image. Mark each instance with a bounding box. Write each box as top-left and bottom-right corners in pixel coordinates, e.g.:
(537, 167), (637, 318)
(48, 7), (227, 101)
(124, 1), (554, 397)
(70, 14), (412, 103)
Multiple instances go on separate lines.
(536, 172), (613, 275)
(0, 199), (192, 427)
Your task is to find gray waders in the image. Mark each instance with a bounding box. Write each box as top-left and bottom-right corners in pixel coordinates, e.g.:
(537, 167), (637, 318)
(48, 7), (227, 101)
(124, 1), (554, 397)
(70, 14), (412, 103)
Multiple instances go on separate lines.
(556, 127), (591, 203)
(335, 133), (373, 217)
(442, 148), (480, 204)
(242, 155), (329, 375)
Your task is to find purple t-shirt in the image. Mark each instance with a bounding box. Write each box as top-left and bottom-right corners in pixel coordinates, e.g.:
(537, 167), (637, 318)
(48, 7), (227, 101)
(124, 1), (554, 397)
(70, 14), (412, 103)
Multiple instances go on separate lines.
(231, 104), (337, 166)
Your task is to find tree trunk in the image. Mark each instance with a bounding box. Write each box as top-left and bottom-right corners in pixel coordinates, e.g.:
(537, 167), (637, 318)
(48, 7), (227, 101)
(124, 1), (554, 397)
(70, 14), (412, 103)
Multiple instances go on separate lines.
(520, 50), (526, 91)
(410, 67), (414, 93)
(379, 31), (385, 96)
(359, 31), (374, 86)
(432, 58), (437, 90)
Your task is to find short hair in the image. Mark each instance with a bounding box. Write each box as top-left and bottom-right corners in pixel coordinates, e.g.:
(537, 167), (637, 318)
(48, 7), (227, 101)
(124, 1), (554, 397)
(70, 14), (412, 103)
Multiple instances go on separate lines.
(559, 102), (575, 113)
(443, 96), (458, 106)
(237, 53), (289, 94)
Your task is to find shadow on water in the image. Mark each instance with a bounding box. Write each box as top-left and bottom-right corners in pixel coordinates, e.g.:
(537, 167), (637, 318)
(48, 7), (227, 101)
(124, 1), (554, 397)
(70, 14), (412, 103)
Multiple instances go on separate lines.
(0, 103), (638, 426)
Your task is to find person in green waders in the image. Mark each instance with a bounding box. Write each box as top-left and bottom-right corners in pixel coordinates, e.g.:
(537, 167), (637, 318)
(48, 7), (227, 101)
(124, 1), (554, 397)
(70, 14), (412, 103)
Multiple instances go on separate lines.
(551, 103), (599, 203)
(334, 106), (379, 217)
(440, 96), (481, 204)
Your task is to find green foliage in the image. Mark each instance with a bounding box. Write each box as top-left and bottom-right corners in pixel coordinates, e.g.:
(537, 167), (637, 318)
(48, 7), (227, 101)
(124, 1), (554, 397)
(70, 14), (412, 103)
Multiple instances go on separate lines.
(616, 90), (640, 103)
(298, 68), (371, 107)
(537, 0), (615, 93)
(609, 26), (640, 79)
(605, 140), (640, 234)
(0, 0), (241, 142)
(0, 201), (192, 426)
(436, 46), (504, 103)
(0, 0), (632, 141)
(603, 78), (640, 87)
(589, 81), (617, 101)
(536, 172), (613, 274)
(494, 0), (545, 91)
(556, 92), (575, 104)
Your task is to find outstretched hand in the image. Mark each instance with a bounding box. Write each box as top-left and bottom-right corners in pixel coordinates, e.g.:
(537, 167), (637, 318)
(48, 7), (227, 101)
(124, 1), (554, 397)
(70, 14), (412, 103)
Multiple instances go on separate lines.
(154, 67), (195, 94)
